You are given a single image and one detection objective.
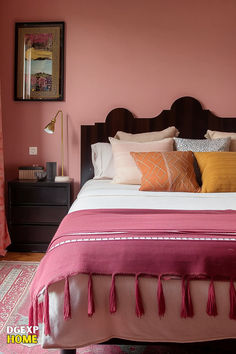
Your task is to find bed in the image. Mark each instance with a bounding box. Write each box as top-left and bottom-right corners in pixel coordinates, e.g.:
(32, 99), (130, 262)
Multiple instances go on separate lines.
(29, 96), (236, 353)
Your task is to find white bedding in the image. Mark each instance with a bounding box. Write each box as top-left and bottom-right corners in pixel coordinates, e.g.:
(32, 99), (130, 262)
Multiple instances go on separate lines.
(69, 179), (236, 213)
(43, 180), (236, 348)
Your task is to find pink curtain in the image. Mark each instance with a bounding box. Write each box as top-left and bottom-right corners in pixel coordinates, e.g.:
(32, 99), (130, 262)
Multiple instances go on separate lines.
(0, 84), (11, 255)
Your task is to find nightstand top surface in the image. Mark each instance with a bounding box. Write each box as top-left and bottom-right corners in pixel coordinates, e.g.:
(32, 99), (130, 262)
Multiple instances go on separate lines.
(9, 179), (73, 185)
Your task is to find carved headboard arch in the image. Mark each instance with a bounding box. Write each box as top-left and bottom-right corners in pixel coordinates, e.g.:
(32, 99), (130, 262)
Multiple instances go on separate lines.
(81, 96), (236, 185)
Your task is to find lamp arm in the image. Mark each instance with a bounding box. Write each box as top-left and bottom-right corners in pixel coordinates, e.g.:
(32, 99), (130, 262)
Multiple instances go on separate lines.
(53, 110), (64, 177)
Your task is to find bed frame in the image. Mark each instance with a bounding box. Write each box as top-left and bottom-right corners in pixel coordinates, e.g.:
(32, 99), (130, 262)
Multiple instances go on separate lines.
(62, 339), (236, 354)
(81, 96), (236, 186)
(63, 97), (236, 353)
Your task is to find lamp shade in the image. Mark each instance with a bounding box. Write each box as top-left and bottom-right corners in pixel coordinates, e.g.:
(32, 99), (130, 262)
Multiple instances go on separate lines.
(44, 121), (55, 134)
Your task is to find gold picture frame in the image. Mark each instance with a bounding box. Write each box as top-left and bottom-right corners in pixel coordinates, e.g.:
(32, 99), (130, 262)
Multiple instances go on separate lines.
(14, 22), (64, 101)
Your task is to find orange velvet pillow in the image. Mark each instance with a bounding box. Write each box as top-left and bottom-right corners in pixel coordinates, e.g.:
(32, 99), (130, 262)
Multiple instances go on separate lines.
(131, 151), (200, 192)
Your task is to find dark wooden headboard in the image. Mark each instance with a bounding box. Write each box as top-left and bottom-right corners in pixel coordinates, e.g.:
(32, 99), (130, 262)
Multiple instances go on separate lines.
(81, 96), (236, 186)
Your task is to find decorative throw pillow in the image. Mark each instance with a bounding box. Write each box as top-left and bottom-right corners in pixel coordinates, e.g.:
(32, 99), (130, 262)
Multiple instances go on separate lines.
(109, 137), (174, 185)
(174, 137), (231, 185)
(204, 130), (236, 152)
(91, 143), (114, 179)
(174, 137), (231, 152)
(131, 151), (200, 192)
(194, 152), (236, 193)
(115, 126), (179, 142)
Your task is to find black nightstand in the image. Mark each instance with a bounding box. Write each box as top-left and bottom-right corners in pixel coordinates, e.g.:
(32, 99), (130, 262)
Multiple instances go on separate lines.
(7, 179), (73, 252)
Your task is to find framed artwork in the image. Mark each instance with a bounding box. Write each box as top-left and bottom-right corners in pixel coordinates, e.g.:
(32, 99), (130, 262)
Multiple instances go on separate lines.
(14, 22), (64, 101)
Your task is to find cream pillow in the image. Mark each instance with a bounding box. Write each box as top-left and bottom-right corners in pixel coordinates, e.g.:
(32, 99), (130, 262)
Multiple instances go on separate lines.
(114, 126), (179, 142)
(205, 130), (236, 151)
(109, 137), (174, 184)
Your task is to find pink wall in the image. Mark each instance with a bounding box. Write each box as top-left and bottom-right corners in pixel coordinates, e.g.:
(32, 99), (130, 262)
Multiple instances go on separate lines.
(1, 0), (236, 193)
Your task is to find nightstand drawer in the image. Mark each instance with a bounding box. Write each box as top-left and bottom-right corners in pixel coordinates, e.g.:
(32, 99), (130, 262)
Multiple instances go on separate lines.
(11, 206), (67, 224)
(9, 225), (58, 244)
(10, 185), (69, 205)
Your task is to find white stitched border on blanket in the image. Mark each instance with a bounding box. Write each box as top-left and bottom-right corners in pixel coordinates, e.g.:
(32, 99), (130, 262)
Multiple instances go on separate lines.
(48, 234), (236, 252)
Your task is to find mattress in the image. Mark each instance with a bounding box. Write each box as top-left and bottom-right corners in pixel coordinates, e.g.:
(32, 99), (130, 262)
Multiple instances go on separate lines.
(42, 180), (236, 348)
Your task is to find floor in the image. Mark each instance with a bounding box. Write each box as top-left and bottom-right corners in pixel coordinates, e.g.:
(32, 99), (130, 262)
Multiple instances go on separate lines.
(0, 251), (45, 262)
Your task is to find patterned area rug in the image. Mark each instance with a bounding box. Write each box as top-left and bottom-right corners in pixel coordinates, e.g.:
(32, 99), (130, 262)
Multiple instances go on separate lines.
(0, 261), (156, 354)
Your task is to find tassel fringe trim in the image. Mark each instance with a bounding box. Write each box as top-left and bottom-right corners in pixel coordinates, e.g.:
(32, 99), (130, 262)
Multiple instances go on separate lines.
(157, 275), (165, 317)
(64, 276), (71, 320)
(135, 274), (144, 317)
(181, 277), (193, 318)
(206, 279), (217, 316)
(109, 273), (117, 313)
(43, 287), (51, 335)
(229, 279), (236, 320)
(30, 274), (236, 333)
(88, 273), (94, 317)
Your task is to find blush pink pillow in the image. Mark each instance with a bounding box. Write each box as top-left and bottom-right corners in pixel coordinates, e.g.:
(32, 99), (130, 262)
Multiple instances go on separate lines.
(109, 137), (174, 184)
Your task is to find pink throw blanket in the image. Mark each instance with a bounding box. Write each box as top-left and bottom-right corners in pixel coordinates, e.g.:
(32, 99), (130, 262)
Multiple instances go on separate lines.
(29, 209), (236, 334)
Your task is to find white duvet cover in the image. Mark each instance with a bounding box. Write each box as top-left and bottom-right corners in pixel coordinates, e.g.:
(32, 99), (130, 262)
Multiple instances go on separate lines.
(43, 180), (236, 349)
(69, 179), (236, 212)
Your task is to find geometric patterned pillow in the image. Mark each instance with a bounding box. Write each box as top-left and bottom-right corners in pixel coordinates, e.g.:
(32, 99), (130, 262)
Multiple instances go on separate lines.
(131, 151), (200, 192)
(174, 137), (231, 152)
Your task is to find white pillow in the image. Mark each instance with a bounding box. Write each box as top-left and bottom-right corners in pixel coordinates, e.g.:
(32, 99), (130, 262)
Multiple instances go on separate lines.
(91, 143), (114, 179)
(115, 126), (179, 142)
(109, 137), (174, 184)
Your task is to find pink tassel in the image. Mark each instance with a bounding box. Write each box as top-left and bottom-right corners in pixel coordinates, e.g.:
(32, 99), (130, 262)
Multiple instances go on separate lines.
(64, 277), (71, 320)
(34, 298), (38, 327)
(109, 274), (117, 314)
(229, 280), (236, 320)
(181, 278), (193, 318)
(44, 287), (51, 335)
(33, 298), (39, 337)
(206, 279), (217, 316)
(88, 274), (94, 317)
(28, 303), (34, 327)
(38, 302), (44, 322)
(135, 274), (144, 318)
(157, 275), (165, 317)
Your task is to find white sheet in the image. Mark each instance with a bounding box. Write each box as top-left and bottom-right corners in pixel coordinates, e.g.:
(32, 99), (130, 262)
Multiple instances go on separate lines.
(69, 179), (236, 213)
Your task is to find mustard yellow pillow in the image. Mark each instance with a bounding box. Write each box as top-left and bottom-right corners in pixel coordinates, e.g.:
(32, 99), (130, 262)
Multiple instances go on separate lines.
(194, 152), (236, 193)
